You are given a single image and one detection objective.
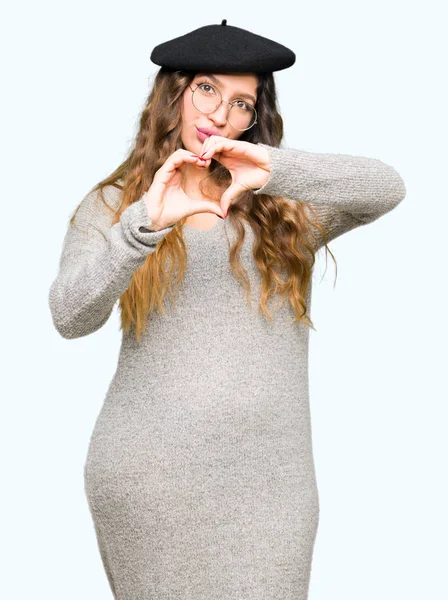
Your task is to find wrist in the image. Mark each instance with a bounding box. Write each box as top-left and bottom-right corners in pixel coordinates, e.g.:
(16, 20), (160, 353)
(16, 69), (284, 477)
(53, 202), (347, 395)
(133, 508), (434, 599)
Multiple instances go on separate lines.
(142, 193), (164, 231)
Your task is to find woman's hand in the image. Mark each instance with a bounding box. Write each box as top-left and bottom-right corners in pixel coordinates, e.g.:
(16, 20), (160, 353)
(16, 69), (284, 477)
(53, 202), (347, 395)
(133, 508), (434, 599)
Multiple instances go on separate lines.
(198, 136), (271, 216)
(143, 149), (225, 230)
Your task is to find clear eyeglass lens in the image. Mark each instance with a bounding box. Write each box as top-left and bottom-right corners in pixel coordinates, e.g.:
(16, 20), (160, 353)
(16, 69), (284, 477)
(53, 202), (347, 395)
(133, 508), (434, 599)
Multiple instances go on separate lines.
(192, 85), (256, 131)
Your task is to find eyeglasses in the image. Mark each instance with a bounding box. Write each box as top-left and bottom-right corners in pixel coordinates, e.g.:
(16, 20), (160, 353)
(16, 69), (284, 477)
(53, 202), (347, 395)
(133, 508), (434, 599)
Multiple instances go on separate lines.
(188, 83), (258, 131)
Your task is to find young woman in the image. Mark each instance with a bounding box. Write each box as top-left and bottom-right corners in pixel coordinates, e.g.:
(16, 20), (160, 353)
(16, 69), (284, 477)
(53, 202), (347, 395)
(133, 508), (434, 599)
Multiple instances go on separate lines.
(49, 21), (406, 600)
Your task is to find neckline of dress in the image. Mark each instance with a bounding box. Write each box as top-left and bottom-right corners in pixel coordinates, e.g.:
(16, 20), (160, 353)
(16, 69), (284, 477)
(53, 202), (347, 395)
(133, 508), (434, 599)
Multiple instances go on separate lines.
(182, 218), (224, 234)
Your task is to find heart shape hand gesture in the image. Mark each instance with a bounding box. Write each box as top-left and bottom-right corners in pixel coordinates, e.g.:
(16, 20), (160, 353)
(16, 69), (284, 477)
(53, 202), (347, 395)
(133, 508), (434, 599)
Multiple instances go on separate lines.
(198, 137), (271, 216)
(142, 140), (271, 231)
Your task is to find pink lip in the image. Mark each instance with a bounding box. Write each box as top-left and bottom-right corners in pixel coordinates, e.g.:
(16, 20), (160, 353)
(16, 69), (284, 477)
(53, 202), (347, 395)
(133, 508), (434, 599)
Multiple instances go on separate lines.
(196, 126), (221, 136)
(196, 128), (210, 143)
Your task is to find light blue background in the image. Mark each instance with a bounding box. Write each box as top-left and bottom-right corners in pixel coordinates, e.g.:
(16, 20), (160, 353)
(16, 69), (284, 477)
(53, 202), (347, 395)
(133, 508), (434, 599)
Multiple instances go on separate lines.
(2, 1), (446, 599)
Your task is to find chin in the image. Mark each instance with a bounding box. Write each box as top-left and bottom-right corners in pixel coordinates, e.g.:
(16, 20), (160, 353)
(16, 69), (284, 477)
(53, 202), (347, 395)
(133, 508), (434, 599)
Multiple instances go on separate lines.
(180, 136), (196, 153)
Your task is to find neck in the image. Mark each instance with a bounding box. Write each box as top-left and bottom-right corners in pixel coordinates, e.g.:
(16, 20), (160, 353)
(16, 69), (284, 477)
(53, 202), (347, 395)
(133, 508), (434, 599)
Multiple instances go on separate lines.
(180, 162), (219, 201)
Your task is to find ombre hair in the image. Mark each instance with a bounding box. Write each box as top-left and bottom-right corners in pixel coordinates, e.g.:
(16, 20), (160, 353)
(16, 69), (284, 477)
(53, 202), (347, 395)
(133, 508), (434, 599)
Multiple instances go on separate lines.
(70, 68), (335, 342)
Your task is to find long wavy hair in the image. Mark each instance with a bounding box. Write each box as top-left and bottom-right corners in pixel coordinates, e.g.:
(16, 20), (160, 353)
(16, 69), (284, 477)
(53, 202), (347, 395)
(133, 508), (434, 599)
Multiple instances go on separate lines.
(70, 68), (336, 342)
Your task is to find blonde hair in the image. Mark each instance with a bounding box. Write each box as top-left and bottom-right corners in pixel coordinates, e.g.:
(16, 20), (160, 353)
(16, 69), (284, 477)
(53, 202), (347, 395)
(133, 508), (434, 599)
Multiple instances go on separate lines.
(70, 68), (335, 342)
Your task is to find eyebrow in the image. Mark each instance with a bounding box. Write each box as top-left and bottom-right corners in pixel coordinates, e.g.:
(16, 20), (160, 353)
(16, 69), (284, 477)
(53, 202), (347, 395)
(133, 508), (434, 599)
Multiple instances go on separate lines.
(196, 73), (257, 105)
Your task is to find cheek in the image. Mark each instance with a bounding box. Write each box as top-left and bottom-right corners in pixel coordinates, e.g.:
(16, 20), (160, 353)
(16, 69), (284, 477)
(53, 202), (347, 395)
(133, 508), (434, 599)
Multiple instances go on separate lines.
(180, 94), (196, 148)
(181, 93), (194, 123)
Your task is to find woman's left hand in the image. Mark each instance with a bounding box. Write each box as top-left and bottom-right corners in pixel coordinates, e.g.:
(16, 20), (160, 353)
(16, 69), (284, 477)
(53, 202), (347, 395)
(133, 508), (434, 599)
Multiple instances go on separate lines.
(198, 136), (271, 216)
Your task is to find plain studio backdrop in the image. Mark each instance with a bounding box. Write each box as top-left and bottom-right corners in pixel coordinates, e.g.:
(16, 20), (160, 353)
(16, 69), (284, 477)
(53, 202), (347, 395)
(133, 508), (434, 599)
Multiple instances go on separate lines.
(1, 1), (446, 599)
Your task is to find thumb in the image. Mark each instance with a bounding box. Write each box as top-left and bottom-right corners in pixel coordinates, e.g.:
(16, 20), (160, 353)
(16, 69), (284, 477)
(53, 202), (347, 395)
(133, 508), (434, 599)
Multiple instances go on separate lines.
(192, 200), (226, 219)
(220, 183), (246, 215)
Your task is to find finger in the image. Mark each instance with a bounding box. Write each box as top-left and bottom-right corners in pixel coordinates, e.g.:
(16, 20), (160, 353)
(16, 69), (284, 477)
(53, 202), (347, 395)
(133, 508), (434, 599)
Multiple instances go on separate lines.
(154, 152), (200, 184)
(190, 155), (211, 169)
(199, 134), (218, 157)
(201, 136), (247, 160)
(198, 140), (224, 167)
(200, 136), (219, 159)
(188, 200), (225, 219)
(164, 150), (199, 173)
(220, 182), (248, 214)
(199, 137), (208, 157)
(199, 135), (225, 159)
(197, 157), (212, 168)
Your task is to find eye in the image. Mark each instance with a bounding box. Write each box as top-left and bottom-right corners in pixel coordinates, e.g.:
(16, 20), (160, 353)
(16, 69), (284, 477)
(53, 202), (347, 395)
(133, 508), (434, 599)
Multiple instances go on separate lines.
(197, 82), (216, 95)
(233, 100), (252, 111)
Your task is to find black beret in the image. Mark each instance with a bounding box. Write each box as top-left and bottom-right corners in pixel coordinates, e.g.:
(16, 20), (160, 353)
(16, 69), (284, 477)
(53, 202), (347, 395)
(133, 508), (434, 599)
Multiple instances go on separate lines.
(150, 19), (296, 74)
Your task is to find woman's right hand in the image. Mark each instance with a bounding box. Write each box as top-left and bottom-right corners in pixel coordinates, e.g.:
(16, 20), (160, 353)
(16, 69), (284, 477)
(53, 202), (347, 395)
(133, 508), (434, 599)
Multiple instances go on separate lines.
(142, 149), (225, 231)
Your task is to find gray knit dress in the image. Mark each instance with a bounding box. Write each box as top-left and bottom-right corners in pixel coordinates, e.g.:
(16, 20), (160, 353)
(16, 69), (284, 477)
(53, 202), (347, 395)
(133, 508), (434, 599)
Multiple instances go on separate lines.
(48, 143), (406, 600)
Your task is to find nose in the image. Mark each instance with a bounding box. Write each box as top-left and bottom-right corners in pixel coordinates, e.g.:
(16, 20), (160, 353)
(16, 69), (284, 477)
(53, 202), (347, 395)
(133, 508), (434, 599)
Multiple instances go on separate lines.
(207, 101), (229, 127)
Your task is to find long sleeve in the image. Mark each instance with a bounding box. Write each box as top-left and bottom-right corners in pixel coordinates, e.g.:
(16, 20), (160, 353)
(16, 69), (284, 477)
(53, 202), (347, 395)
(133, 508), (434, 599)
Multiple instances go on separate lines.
(48, 184), (175, 339)
(254, 143), (407, 248)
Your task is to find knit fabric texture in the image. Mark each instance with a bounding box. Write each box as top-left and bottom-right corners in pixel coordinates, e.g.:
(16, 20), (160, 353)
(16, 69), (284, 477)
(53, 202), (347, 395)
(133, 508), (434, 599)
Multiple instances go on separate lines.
(49, 143), (406, 600)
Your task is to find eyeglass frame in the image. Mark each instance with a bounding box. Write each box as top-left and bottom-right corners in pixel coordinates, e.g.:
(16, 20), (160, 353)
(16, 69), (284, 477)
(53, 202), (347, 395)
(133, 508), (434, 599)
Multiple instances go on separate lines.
(188, 84), (258, 132)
